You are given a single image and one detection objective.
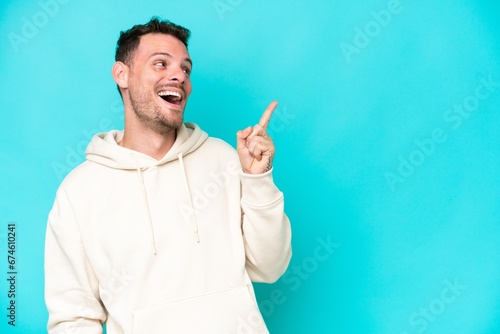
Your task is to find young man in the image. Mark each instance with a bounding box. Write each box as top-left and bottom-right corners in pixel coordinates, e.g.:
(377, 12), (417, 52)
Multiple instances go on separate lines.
(45, 18), (291, 333)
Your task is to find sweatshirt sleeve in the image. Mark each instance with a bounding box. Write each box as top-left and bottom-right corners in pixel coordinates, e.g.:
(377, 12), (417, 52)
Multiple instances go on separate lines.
(240, 168), (292, 283)
(45, 189), (106, 333)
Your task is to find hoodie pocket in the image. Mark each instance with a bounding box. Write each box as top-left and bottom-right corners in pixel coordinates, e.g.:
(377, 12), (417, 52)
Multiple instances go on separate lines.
(132, 285), (269, 334)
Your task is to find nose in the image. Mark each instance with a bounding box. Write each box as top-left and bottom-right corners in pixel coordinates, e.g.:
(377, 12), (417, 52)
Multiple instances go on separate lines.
(170, 66), (187, 83)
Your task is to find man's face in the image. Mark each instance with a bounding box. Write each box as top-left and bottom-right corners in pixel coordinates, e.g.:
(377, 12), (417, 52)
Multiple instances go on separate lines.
(125, 33), (192, 134)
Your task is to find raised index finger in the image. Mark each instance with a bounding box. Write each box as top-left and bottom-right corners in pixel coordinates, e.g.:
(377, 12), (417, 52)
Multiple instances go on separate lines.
(258, 101), (278, 129)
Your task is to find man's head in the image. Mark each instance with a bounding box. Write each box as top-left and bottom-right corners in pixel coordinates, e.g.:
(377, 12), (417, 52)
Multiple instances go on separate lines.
(112, 17), (193, 134)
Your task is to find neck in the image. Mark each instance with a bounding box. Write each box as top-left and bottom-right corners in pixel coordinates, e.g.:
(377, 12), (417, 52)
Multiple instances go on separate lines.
(119, 127), (177, 160)
(119, 106), (178, 160)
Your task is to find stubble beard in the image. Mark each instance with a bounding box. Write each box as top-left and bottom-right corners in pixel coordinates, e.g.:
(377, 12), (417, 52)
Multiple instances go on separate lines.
(128, 86), (185, 136)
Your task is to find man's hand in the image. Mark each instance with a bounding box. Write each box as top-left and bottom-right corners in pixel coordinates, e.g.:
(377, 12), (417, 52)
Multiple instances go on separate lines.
(236, 101), (278, 174)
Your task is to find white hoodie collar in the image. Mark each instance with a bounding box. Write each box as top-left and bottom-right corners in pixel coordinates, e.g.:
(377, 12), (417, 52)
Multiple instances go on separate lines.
(85, 122), (208, 170)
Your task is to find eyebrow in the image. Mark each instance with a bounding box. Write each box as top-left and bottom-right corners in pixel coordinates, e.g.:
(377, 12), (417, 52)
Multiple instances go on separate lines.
(149, 52), (192, 67)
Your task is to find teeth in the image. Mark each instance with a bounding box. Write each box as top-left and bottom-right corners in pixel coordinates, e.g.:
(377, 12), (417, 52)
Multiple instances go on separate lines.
(158, 90), (182, 100)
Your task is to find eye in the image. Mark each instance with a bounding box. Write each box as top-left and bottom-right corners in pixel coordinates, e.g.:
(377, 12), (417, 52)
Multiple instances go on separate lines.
(154, 61), (165, 68)
(182, 67), (191, 76)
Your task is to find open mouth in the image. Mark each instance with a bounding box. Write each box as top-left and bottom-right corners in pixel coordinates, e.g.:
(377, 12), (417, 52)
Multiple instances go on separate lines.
(158, 90), (183, 106)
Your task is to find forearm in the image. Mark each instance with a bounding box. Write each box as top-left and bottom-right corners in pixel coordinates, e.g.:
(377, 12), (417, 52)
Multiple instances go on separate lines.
(240, 169), (292, 283)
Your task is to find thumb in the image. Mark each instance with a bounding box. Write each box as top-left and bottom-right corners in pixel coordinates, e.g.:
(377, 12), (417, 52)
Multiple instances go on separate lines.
(236, 126), (252, 151)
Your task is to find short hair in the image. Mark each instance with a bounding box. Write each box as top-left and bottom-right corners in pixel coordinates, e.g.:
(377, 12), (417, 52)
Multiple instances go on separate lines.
(115, 17), (191, 65)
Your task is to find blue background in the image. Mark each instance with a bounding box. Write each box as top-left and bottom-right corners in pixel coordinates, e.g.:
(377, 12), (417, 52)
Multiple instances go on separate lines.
(1, 0), (499, 333)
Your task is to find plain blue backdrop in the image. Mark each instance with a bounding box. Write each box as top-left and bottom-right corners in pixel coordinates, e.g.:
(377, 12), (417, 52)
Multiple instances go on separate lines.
(1, 0), (499, 333)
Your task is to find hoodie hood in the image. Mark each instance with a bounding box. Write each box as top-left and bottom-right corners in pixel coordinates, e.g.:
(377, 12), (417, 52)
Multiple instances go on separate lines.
(85, 122), (208, 169)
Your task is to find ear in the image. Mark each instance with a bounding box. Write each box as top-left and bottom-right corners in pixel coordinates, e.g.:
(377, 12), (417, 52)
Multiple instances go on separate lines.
(112, 61), (129, 90)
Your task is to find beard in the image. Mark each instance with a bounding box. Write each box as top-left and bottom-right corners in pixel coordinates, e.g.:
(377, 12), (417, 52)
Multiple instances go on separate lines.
(128, 84), (185, 135)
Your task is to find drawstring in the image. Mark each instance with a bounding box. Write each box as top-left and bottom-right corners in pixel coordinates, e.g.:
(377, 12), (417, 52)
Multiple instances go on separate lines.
(178, 152), (201, 243)
(130, 152), (200, 253)
(131, 154), (158, 255)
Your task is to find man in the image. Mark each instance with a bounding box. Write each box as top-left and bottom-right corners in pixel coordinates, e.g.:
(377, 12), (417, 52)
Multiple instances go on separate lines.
(45, 17), (291, 334)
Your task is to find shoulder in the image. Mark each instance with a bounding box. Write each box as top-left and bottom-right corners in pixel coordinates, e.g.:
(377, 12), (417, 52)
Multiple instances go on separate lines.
(188, 137), (240, 172)
(201, 137), (238, 157)
(56, 161), (101, 194)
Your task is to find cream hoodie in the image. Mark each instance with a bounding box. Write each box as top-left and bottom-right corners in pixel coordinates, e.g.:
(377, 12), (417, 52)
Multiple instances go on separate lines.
(45, 123), (292, 334)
